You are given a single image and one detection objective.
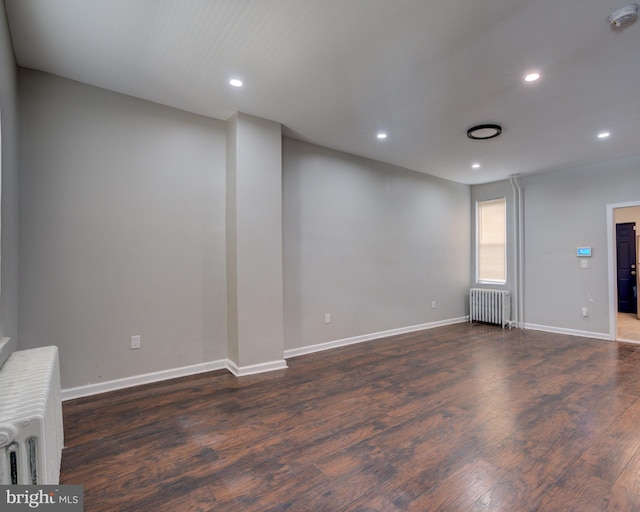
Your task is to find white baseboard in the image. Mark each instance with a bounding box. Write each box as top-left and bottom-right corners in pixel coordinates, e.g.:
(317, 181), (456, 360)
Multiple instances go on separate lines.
(523, 323), (612, 341)
(284, 316), (469, 359)
(62, 357), (292, 400)
(61, 359), (228, 401)
(226, 359), (288, 377)
(0, 337), (14, 369)
(62, 317), (468, 400)
(617, 337), (640, 345)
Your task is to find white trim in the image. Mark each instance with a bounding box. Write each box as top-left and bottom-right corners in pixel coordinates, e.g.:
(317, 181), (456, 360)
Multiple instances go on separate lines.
(284, 316), (469, 359)
(608, 203), (617, 341)
(61, 359), (228, 401)
(225, 359), (288, 377)
(61, 317), (468, 400)
(476, 279), (507, 286)
(0, 337), (13, 369)
(476, 197), (507, 285)
(523, 322), (611, 341)
(618, 337), (640, 345)
(607, 200), (640, 342)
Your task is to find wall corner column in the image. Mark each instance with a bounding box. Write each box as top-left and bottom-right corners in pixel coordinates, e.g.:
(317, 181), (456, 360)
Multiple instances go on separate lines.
(226, 112), (286, 375)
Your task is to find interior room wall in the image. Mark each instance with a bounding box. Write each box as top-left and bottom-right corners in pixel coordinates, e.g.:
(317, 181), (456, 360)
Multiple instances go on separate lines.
(0, 0), (19, 347)
(521, 156), (640, 337)
(282, 138), (471, 351)
(18, 70), (228, 389)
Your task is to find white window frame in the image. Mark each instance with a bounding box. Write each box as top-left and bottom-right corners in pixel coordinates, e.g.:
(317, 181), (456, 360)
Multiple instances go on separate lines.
(476, 197), (507, 285)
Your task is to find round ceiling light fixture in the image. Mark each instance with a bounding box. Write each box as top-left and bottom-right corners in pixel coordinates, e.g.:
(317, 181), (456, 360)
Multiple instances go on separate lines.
(608, 3), (639, 27)
(467, 124), (502, 140)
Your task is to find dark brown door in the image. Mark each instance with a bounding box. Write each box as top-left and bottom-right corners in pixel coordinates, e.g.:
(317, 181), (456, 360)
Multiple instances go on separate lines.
(617, 222), (637, 313)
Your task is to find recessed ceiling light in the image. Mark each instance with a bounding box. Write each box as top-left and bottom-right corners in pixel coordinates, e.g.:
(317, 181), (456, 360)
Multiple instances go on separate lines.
(229, 79), (243, 87)
(377, 132), (388, 139)
(467, 124), (502, 140)
(597, 131), (610, 139)
(472, 163), (481, 169)
(524, 72), (541, 82)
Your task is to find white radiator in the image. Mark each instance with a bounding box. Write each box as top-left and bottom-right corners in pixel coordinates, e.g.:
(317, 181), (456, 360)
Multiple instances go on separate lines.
(0, 346), (64, 485)
(469, 288), (511, 328)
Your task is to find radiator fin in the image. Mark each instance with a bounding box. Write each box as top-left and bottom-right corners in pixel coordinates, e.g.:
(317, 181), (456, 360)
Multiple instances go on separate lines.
(469, 288), (511, 328)
(0, 346), (63, 485)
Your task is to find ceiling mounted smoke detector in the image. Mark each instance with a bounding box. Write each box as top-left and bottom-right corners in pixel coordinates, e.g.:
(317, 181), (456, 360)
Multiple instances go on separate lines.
(467, 124), (502, 140)
(608, 3), (639, 27)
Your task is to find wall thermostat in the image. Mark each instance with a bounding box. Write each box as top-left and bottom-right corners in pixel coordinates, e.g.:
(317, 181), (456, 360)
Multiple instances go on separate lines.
(577, 246), (592, 257)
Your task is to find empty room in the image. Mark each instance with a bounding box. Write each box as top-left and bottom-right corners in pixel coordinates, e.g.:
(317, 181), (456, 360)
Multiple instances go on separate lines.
(1, 0), (640, 511)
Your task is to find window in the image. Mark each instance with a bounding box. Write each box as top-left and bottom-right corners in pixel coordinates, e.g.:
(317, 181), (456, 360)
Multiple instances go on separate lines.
(477, 198), (506, 283)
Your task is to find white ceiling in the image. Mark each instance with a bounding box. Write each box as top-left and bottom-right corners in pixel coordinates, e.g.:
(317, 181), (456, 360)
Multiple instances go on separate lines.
(5, 0), (640, 185)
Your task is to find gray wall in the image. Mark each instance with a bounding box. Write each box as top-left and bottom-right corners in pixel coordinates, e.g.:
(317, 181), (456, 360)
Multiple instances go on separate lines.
(17, 70), (472, 389)
(22, 53), (638, 390)
(18, 70), (228, 388)
(521, 157), (640, 335)
(283, 138), (471, 350)
(471, 157), (640, 337)
(0, 0), (19, 346)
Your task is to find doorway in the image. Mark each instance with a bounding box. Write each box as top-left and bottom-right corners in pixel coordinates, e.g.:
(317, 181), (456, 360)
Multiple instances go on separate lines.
(608, 203), (640, 343)
(616, 222), (637, 314)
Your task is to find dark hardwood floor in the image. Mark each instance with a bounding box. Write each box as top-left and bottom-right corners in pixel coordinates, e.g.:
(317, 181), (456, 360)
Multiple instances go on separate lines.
(61, 323), (640, 511)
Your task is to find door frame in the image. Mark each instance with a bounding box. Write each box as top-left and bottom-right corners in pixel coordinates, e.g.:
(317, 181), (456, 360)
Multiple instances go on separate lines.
(607, 200), (640, 341)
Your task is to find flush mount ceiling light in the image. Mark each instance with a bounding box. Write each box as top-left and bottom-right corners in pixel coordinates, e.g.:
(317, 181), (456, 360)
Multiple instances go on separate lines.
(377, 132), (388, 139)
(608, 3), (639, 27)
(524, 72), (541, 82)
(598, 131), (611, 139)
(467, 124), (502, 140)
(472, 163), (481, 169)
(229, 78), (243, 87)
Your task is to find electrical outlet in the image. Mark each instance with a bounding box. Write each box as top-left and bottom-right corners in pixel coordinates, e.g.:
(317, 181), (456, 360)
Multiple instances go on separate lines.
(580, 259), (588, 269)
(325, 313), (331, 324)
(432, 301), (437, 309)
(131, 335), (141, 349)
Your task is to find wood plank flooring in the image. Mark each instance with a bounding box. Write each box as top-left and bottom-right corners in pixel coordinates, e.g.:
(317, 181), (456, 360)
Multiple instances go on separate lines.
(60, 323), (640, 511)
